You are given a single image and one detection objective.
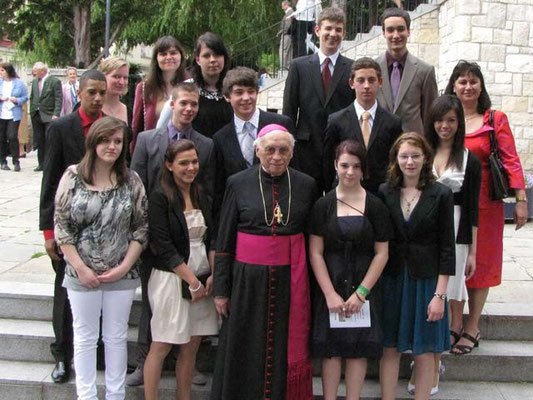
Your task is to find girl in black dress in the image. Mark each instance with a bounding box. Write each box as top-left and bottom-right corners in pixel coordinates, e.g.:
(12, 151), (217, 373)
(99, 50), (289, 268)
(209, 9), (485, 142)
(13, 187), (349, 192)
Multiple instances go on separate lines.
(309, 140), (391, 400)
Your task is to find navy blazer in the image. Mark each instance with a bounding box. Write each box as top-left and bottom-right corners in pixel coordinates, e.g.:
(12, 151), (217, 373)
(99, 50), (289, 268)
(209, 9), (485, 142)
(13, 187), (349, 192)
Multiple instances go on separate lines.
(378, 181), (455, 279)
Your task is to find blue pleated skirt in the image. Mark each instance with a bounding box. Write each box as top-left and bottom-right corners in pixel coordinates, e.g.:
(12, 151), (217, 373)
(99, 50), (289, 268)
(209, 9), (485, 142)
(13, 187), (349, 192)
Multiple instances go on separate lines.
(381, 268), (450, 355)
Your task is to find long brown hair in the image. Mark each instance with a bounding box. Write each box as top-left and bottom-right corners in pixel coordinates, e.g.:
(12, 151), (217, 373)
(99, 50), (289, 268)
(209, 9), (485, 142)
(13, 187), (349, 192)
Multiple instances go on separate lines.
(387, 132), (435, 190)
(159, 139), (200, 209)
(77, 116), (129, 185)
(145, 36), (187, 101)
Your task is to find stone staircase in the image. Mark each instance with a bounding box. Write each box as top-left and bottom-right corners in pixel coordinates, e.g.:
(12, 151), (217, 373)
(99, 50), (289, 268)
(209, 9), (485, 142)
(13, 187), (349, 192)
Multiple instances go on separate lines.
(1, 270), (533, 400)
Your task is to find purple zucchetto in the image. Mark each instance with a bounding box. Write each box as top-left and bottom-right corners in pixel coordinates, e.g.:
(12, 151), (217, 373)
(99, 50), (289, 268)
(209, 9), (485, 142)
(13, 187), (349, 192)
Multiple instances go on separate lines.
(256, 124), (289, 139)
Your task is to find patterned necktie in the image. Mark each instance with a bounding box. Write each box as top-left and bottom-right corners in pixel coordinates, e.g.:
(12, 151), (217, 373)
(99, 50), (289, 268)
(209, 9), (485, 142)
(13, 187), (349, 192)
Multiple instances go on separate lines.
(391, 61), (401, 105)
(71, 85), (78, 107)
(322, 57), (331, 93)
(242, 121), (255, 167)
(361, 111), (371, 148)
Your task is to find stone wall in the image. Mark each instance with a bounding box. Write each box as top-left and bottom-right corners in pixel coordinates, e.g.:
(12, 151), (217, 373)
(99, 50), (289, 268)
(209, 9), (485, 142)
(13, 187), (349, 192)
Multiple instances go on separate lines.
(437, 0), (533, 171)
(258, 0), (533, 170)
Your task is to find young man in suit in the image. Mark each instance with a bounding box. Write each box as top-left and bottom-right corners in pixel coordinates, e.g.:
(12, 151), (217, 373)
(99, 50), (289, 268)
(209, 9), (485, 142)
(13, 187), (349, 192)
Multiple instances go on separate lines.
(323, 57), (402, 194)
(39, 70), (107, 384)
(283, 6), (355, 192)
(131, 82), (215, 198)
(213, 66), (294, 226)
(30, 62), (63, 171)
(127, 82), (215, 387)
(376, 8), (438, 135)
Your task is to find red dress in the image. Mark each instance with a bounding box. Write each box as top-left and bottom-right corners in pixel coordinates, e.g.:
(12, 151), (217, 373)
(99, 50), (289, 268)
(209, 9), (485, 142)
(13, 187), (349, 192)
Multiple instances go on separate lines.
(464, 110), (525, 288)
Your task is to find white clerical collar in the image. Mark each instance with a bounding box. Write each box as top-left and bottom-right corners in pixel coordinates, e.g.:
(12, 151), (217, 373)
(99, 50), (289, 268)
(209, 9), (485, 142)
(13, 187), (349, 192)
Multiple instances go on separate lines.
(234, 108), (260, 134)
(317, 49), (340, 67)
(353, 100), (378, 121)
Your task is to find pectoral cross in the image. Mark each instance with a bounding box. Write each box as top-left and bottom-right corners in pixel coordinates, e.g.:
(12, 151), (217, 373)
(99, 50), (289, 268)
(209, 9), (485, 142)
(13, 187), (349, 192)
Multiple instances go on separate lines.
(273, 202), (283, 224)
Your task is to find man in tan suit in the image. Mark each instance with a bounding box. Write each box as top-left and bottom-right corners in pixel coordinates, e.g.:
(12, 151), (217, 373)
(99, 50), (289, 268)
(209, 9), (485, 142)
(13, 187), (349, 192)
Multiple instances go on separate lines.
(376, 8), (437, 135)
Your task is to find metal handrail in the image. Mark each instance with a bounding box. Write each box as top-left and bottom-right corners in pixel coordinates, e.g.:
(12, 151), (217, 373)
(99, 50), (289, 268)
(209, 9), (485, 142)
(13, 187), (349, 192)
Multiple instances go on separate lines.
(228, 0), (427, 82)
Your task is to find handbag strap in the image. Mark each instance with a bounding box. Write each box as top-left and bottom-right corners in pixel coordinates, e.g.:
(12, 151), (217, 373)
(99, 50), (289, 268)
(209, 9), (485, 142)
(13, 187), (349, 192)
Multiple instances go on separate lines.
(487, 110), (498, 155)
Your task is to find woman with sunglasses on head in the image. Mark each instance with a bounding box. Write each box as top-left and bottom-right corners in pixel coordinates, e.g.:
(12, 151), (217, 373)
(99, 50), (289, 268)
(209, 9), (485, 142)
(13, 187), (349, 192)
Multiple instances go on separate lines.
(157, 32), (233, 138)
(378, 132), (455, 400)
(444, 60), (527, 355)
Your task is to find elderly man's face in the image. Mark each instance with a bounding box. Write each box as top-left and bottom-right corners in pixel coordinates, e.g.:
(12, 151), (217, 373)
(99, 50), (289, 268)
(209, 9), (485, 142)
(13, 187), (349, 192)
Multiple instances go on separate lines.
(256, 131), (293, 176)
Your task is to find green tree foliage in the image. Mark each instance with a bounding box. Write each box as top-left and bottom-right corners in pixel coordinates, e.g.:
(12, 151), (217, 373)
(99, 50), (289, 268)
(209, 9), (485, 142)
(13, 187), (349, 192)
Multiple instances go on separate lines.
(0, 0), (285, 68)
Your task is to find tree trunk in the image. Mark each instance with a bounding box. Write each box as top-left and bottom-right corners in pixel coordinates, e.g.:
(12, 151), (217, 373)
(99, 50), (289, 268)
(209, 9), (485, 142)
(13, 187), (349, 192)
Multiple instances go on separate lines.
(73, 2), (91, 68)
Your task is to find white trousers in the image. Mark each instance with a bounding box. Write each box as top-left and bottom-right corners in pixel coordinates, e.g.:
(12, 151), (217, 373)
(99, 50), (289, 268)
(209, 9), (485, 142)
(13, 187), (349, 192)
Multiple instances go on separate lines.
(67, 288), (135, 400)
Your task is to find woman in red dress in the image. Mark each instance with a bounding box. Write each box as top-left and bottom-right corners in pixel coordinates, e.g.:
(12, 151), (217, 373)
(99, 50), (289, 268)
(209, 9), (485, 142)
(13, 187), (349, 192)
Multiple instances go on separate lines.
(444, 60), (528, 354)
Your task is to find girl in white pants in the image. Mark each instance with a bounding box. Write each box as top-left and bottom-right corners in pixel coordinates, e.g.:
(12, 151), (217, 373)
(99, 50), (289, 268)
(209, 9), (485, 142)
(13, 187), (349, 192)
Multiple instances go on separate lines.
(54, 116), (148, 399)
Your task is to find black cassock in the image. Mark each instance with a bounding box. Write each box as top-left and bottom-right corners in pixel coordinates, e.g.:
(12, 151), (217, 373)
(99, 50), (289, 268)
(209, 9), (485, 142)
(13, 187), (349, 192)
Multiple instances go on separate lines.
(211, 165), (318, 400)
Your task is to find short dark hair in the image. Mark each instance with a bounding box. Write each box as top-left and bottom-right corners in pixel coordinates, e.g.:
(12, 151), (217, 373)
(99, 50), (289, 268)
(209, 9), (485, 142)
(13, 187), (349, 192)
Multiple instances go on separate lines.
(0, 63), (18, 79)
(171, 82), (200, 100)
(159, 139), (201, 209)
(425, 95), (466, 171)
(387, 132), (435, 190)
(193, 32), (230, 91)
(79, 70), (106, 90)
(77, 116), (129, 185)
(317, 6), (346, 27)
(222, 67), (258, 97)
(381, 7), (411, 30)
(350, 57), (382, 80)
(444, 60), (492, 115)
(335, 139), (367, 177)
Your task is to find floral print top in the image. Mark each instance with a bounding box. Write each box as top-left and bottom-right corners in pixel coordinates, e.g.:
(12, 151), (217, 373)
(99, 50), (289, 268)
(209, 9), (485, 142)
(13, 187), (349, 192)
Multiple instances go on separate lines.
(54, 165), (148, 291)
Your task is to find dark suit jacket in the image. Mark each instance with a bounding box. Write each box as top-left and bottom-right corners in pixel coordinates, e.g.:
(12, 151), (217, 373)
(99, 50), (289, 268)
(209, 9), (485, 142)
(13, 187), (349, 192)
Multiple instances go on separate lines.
(39, 111), (86, 231)
(130, 126), (215, 199)
(376, 52), (438, 135)
(283, 53), (355, 188)
(378, 181), (455, 279)
(212, 109), (294, 233)
(30, 75), (63, 122)
(148, 187), (212, 273)
(323, 103), (402, 193)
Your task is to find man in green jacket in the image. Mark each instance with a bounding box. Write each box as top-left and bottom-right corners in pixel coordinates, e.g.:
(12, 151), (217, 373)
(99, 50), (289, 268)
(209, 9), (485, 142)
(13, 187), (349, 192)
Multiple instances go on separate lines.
(30, 62), (62, 171)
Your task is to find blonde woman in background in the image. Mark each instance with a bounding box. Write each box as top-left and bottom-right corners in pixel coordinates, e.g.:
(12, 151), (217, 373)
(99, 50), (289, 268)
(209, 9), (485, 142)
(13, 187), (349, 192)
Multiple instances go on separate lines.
(99, 57), (130, 125)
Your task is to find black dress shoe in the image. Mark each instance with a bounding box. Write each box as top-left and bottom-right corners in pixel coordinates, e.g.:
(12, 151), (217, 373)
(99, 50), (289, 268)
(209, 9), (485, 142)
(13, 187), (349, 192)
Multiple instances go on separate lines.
(51, 361), (70, 383)
(34, 165), (43, 172)
(1, 163), (10, 171)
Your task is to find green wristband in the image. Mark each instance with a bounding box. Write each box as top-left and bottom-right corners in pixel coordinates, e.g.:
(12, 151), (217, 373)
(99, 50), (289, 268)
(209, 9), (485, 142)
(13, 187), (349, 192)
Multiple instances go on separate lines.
(356, 284), (370, 297)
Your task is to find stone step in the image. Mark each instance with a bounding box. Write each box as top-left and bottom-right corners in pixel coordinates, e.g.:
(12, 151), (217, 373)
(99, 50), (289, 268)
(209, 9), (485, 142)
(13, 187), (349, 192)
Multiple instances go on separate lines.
(2, 281), (533, 340)
(1, 318), (533, 382)
(0, 359), (532, 400)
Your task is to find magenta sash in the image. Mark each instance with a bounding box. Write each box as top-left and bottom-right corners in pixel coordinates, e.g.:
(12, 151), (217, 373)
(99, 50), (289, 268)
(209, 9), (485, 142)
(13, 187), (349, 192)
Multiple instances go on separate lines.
(236, 232), (313, 399)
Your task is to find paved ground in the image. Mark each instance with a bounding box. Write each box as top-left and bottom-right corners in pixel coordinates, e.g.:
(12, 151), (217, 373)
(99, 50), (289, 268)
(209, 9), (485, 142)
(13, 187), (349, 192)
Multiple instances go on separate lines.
(1, 150), (532, 310)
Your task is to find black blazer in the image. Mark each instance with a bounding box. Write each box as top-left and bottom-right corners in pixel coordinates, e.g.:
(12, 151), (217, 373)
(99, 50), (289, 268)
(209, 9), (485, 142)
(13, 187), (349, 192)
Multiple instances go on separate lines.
(212, 110), (294, 228)
(323, 103), (402, 193)
(453, 151), (481, 244)
(378, 181), (455, 279)
(148, 187), (212, 272)
(283, 53), (355, 143)
(39, 111), (86, 231)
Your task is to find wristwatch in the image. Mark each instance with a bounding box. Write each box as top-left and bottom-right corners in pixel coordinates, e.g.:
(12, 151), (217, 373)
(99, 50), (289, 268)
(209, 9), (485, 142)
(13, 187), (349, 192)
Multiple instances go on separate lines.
(433, 292), (447, 300)
(516, 196), (527, 202)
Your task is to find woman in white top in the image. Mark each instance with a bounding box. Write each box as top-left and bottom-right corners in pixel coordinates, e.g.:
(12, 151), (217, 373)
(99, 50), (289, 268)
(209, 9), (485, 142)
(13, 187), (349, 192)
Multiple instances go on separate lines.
(0, 63), (28, 171)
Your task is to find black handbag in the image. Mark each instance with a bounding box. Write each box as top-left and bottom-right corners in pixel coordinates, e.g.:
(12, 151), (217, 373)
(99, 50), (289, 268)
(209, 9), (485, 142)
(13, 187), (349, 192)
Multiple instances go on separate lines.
(181, 273), (210, 300)
(487, 110), (513, 200)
